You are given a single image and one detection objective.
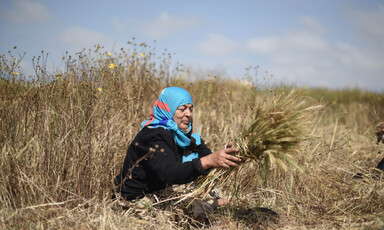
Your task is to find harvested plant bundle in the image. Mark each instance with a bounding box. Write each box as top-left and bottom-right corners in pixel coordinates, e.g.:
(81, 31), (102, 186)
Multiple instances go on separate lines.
(194, 89), (321, 197)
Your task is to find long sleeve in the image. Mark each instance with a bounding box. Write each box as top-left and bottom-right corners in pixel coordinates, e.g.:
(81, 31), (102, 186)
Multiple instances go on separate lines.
(114, 127), (212, 200)
(144, 135), (205, 184)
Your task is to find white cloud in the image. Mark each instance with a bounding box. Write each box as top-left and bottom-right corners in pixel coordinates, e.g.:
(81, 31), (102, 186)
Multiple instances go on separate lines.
(143, 12), (199, 38)
(348, 5), (384, 51)
(246, 18), (328, 55)
(108, 12), (200, 38)
(245, 16), (384, 91)
(352, 5), (384, 37)
(198, 33), (239, 56)
(59, 26), (117, 52)
(3, 0), (51, 24)
(298, 16), (327, 36)
(245, 36), (280, 54)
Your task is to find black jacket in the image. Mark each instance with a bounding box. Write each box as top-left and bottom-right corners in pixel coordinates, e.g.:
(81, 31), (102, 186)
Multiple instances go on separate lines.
(114, 127), (212, 200)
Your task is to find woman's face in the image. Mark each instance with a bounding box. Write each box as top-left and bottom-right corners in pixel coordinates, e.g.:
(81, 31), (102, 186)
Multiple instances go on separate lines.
(173, 103), (193, 131)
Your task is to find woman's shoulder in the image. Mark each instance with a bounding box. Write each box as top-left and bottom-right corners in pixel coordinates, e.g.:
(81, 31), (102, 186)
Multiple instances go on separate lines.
(137, 127), (174, 143)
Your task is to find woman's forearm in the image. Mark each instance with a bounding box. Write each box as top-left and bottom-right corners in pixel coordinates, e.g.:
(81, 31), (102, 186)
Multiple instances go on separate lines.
(200, 155), (213, 170)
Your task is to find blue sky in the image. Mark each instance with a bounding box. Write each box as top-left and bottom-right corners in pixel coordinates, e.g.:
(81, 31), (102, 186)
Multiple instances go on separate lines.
(1, 0), (384, 92)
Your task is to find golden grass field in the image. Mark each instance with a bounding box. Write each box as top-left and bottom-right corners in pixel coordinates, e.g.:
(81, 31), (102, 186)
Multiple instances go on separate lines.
(1, 43), (384, 229)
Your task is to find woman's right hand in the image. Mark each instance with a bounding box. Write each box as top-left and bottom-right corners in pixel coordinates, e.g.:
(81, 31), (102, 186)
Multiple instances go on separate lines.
(200, 143), (241, 170)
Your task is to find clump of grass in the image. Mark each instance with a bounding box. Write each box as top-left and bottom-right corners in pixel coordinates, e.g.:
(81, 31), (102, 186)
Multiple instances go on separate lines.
(193, 89), (322, 198)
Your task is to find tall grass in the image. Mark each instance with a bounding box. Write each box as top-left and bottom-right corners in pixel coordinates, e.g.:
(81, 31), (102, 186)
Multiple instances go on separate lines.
(1, 42), (383, 229)
(193, 89), (322, 200)
(0, 42), (168, 208)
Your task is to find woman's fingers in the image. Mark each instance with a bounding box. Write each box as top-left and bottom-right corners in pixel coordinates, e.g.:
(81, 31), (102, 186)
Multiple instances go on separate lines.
(202, 147), (241, 169)
(226, 159), (239, 167)
(228, 154), (241, 163)
(221, 160), (238, 168)
(224, 148), (241, 162)
(218, 149), (241, 168)
(224, 147), (238, 154)
(225, 142), (233, 149)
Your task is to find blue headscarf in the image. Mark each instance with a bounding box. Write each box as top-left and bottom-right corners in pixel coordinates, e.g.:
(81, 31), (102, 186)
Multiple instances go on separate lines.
(142, 87), (201, 162)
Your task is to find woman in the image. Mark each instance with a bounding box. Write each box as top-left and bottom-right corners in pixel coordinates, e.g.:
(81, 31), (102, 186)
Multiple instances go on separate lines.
(114, 87), (240, 205)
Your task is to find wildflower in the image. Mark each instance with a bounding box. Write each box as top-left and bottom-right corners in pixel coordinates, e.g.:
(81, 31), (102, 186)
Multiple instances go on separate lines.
(109, 63), (115, 69)
(140, 53), (144, 57)
(13, 72), (19, 75)
(107, 52), (112, 56)
(98, 87), (102, 92)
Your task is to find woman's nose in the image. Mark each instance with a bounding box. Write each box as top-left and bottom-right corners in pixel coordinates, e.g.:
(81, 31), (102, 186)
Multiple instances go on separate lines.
(185, 109), (192, 117)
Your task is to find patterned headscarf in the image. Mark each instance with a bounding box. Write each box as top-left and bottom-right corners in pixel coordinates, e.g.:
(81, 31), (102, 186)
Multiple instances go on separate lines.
(142, 87), (201, 162)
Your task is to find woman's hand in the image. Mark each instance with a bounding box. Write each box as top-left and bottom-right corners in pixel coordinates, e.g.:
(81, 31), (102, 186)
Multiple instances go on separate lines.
(200, 142), (241, 170)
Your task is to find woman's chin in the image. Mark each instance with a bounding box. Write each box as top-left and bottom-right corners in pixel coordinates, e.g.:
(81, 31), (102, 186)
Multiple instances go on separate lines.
(179, 125), (189, 131)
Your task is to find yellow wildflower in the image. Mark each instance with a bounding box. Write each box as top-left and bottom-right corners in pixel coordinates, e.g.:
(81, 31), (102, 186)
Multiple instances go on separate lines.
(109, 63), (115, 69)
(140, 53), (144, 57)
(13, 72), (19, 75)
(107, 52), (112, 56)
(97, 87), (102, 92)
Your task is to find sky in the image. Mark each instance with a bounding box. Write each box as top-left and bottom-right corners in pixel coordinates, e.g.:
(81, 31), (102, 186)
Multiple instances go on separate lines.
(1, 0), (384, 92)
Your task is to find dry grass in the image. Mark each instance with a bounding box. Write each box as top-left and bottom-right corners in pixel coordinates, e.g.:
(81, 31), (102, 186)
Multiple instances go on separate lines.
(193, 89), (322, 200)
(1, 43), (384, 229)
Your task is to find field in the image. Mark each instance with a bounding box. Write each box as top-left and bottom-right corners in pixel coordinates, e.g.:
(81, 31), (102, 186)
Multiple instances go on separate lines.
(1, 43), (384, 229)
